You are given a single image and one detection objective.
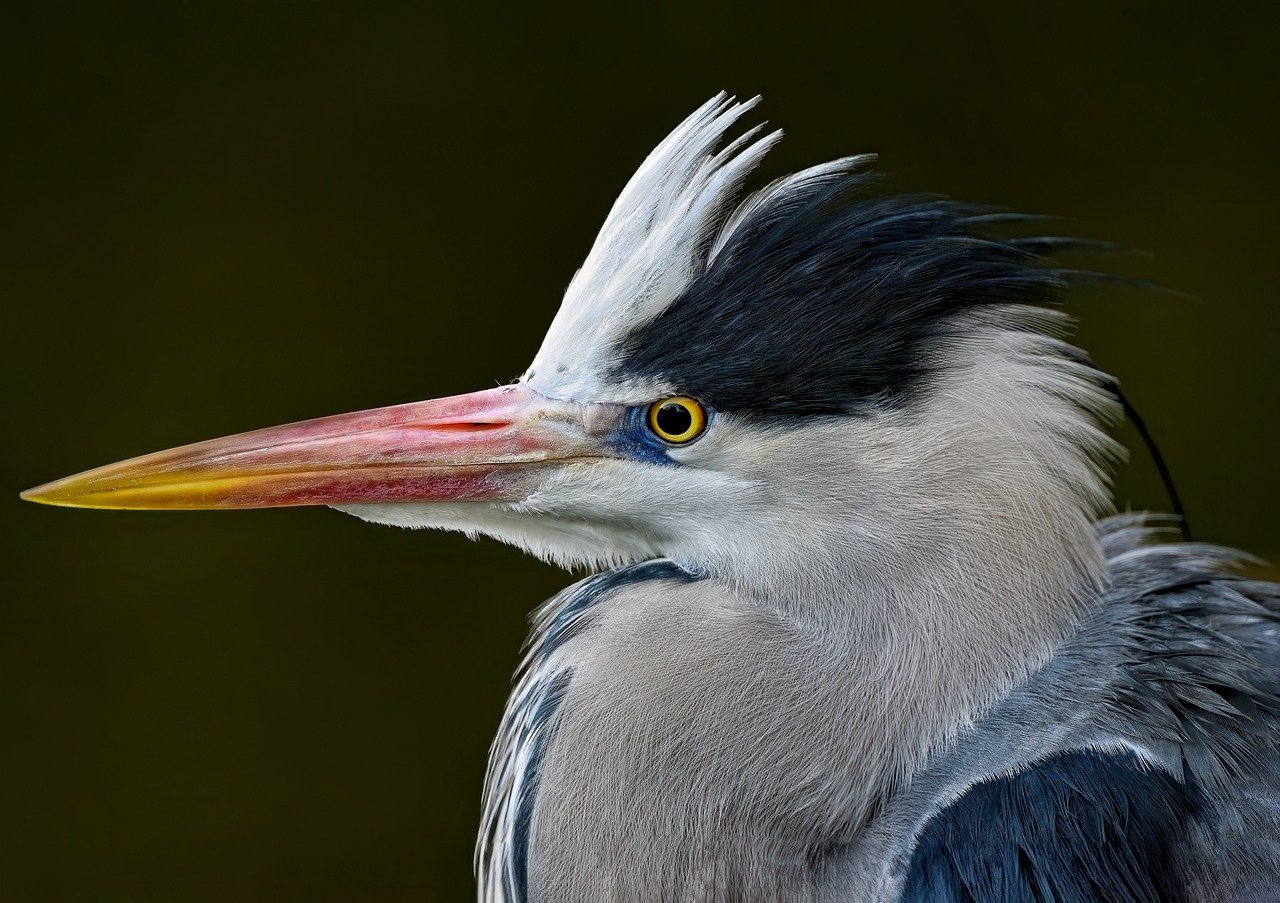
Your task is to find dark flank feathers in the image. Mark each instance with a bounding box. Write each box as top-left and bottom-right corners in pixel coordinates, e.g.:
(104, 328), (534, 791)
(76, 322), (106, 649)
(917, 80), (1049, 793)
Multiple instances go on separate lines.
(509, 669), (571, 903)
(902, 749), (1204, 903)
(616, 171), (1082, 419)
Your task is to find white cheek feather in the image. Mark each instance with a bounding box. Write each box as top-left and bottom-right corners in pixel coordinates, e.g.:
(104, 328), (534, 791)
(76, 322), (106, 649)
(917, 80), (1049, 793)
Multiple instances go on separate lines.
(335, 499), (663, 572)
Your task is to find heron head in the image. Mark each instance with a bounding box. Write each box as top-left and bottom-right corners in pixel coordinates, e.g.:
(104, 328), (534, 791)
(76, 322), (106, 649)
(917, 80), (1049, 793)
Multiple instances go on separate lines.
(23, 95), (1118, 590)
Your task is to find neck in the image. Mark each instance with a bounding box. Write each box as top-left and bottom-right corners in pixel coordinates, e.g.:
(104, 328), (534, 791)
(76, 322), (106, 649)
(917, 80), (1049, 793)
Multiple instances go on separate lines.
(512, 489), (1110, 899)
(512, 531), (1106, 900)
(740, 514), (1105, 838)
(686, 517), (1105, 853)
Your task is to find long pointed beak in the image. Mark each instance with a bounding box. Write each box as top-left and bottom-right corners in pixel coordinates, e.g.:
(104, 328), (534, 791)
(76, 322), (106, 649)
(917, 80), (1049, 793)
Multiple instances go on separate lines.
(21, 385), (599, 511)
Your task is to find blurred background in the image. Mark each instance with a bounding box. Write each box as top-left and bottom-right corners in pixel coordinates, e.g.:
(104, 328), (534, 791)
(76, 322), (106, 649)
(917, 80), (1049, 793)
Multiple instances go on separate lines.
(2, 3), (1276, 900)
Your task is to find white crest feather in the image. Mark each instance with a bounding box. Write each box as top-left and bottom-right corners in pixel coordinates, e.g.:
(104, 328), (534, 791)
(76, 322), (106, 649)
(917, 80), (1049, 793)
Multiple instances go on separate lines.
(526, 93), (781, 401)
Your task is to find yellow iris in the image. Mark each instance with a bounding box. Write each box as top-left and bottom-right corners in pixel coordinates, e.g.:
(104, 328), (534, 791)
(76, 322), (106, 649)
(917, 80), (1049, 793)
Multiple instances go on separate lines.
(646, 397), (707, 444)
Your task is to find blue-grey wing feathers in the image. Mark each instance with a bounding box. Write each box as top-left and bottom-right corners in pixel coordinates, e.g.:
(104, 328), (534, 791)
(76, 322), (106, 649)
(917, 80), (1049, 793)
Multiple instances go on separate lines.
(898, 515), (1280, 901)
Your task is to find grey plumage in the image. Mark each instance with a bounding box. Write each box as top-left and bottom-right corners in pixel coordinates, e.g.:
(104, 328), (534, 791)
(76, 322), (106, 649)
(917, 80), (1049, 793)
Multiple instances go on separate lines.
(478, 561), (696, 900)
(480, 517), (1280, 901)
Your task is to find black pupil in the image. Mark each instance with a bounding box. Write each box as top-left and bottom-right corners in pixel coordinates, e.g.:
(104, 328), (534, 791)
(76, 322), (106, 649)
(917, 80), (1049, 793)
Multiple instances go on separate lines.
(655, 402), (693, 438)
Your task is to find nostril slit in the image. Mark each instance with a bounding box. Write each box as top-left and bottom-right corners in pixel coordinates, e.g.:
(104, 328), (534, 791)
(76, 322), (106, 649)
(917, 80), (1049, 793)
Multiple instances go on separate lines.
(415, 421), (510, 432)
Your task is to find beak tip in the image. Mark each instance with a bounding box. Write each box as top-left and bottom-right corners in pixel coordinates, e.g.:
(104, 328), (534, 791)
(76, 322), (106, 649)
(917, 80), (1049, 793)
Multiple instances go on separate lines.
(21, 479), (89, 508)
(21, 483), (61, 506)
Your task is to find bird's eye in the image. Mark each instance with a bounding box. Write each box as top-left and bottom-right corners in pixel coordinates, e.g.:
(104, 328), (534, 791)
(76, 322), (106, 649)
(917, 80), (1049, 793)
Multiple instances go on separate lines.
(646, 397), (707, 444)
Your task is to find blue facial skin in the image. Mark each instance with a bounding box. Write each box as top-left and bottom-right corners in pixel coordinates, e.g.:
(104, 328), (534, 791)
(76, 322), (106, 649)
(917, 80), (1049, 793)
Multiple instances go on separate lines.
(609, 404), (712, 465)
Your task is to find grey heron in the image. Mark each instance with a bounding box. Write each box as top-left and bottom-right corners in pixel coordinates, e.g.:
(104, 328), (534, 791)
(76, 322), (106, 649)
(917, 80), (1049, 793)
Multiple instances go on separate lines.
(21, 94), (1280, 901)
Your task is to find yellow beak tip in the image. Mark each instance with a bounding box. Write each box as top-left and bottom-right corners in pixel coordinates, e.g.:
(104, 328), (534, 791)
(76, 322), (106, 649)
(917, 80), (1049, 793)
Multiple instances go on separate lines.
(21, 485), (61, 506)
(20, 481), (91, 508)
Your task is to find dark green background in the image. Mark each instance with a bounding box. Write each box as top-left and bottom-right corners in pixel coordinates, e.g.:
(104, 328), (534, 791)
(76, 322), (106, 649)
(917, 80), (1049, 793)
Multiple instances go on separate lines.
(2, 3), (1277, 900)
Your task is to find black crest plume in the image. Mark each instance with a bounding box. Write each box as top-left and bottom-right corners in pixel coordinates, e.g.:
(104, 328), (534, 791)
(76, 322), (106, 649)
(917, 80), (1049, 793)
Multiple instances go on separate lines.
(616, 170), (1074, 419)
